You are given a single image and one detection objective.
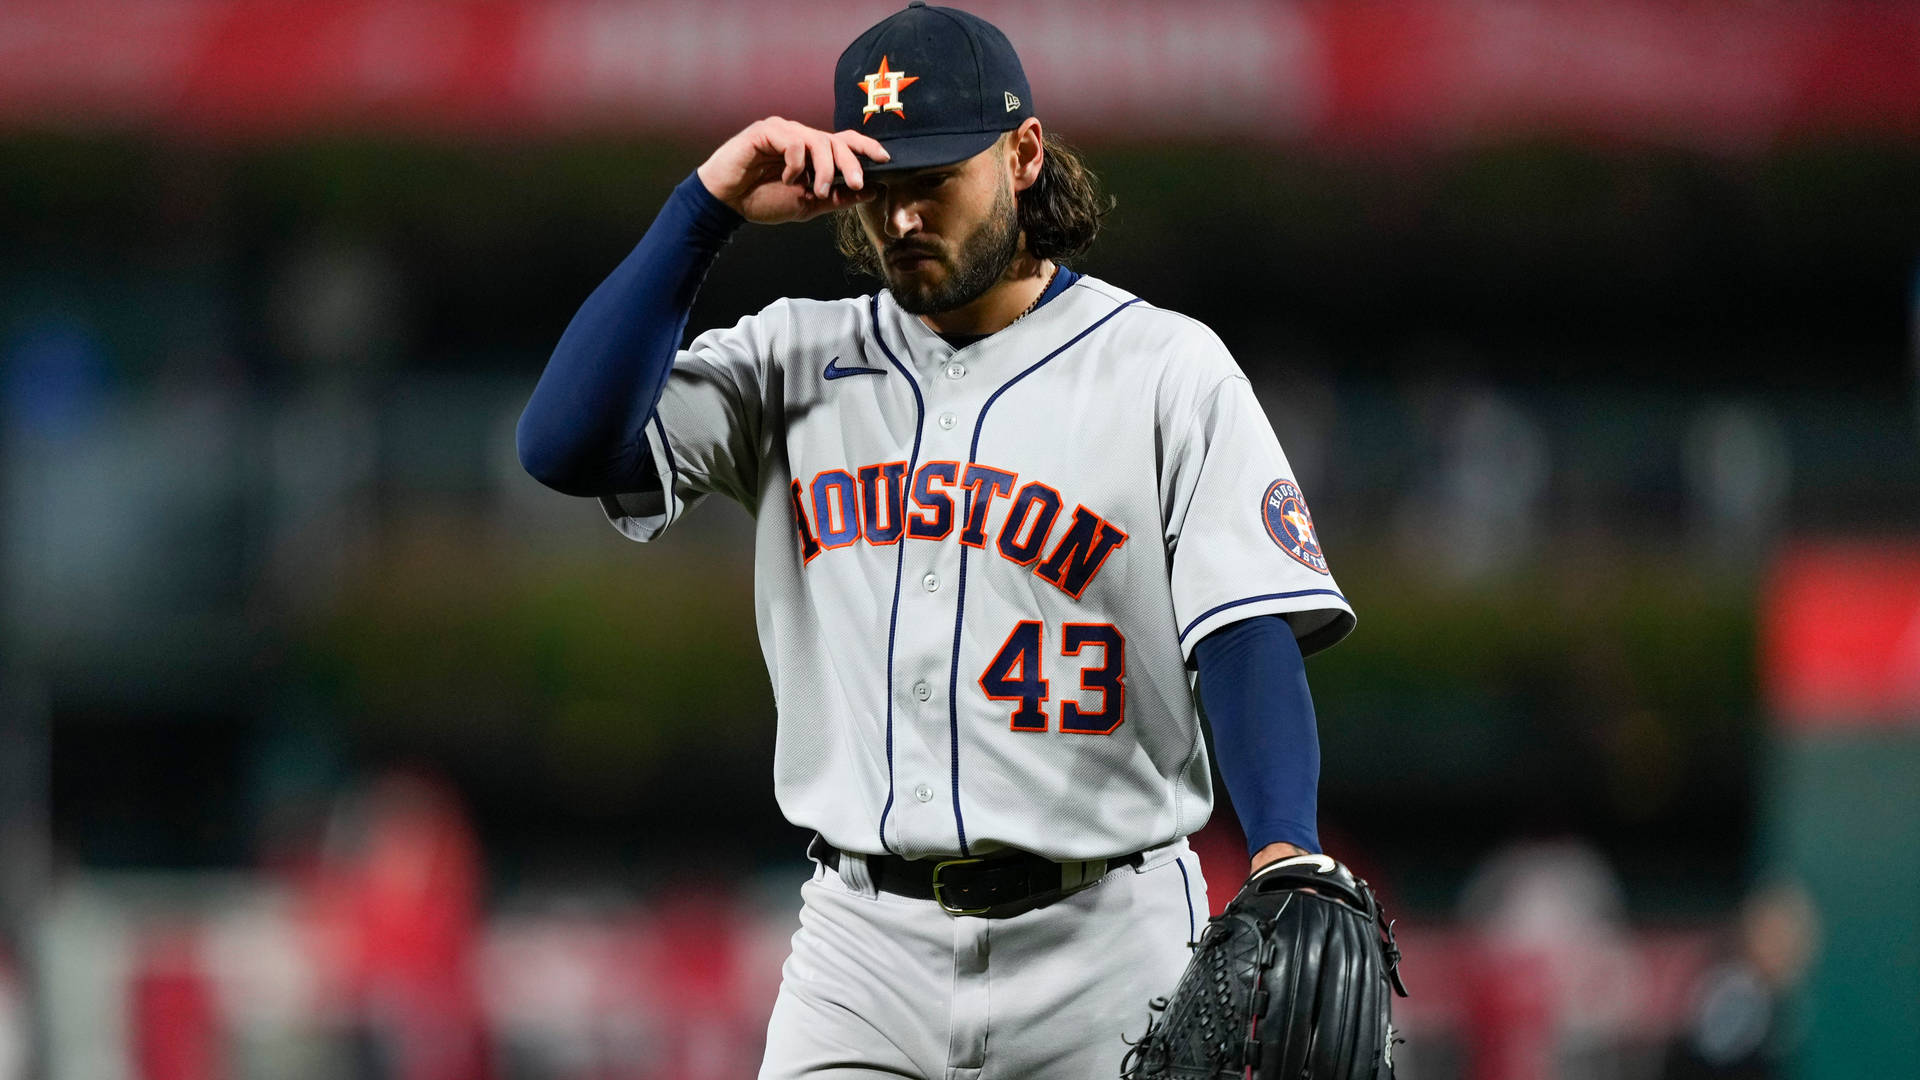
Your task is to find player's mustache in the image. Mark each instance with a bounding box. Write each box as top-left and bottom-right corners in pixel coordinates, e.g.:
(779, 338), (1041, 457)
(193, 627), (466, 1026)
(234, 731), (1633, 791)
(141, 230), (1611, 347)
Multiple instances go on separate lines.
(883, 241), (944, 263)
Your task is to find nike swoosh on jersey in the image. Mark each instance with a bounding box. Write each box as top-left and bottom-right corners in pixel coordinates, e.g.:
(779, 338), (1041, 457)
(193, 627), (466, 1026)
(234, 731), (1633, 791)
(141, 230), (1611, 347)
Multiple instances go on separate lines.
(824, 357), (887, 380)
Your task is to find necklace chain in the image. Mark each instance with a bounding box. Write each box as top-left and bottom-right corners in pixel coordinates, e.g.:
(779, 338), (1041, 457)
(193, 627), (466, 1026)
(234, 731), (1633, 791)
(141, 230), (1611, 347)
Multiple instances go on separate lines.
(1014, 264), (1058, 324)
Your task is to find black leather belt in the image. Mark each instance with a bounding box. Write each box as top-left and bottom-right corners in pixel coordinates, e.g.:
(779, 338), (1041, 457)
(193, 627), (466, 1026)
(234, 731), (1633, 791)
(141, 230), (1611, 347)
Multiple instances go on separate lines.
(811, 836), (1144, 916)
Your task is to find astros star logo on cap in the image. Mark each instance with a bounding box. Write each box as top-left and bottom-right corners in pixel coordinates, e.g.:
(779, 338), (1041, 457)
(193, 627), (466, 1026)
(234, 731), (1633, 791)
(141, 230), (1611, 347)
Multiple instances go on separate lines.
(859, 56), (920, 122)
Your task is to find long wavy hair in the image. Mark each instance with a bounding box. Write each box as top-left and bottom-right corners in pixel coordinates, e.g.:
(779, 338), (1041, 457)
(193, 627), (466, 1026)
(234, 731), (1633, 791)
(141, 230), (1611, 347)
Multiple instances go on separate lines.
(833, 132), (1114, 278)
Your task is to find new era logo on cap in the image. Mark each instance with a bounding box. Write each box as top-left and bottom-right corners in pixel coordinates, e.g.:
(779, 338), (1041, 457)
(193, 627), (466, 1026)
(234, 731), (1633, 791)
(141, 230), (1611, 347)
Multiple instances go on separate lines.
(834, 2), (1035, 173)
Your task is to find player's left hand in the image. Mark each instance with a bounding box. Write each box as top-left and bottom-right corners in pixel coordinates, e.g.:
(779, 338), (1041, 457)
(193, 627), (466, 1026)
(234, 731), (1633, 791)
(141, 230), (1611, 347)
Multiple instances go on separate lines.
(1121, 854), (1409, 1079)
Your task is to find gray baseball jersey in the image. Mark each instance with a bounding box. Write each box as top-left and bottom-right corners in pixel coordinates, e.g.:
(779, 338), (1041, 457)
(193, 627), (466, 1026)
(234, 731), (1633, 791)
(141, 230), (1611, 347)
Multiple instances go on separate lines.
(602, 274), (1353, 862)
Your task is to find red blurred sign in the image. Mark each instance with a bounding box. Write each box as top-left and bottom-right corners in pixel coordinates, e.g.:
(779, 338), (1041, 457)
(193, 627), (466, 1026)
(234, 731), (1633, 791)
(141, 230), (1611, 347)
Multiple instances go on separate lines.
(1764, 545), (1920, 728)
(0, 0), (1917, 146)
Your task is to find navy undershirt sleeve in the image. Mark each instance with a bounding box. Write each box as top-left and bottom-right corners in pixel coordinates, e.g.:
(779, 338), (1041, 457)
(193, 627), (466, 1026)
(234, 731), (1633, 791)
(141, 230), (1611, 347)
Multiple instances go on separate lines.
(516, 170), (744, 496)
(1194, 614), (1322, 856)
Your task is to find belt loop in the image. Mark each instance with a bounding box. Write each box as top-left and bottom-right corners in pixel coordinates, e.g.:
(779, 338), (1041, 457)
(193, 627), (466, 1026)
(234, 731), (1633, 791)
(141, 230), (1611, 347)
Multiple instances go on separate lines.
(804, 833), (827, 881)
(837, 849), (878, 898)
(805, 832), (837, 882)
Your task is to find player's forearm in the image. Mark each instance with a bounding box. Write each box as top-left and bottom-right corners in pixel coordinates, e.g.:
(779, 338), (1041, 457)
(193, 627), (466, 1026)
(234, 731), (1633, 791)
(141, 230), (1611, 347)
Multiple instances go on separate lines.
(516, 170), (743, 495)
(1194, 614), (1322, 857)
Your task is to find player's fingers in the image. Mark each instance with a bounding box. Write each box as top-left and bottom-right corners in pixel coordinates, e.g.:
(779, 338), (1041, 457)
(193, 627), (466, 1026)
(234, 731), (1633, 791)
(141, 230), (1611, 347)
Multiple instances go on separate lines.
(751, 116), (784, 146)
(806, 135), (836, 198)
(780, 137), (807, 185)
(830, 138), (865, 192)
(840, 130), (890, 163)
(748, 117), (789, 160)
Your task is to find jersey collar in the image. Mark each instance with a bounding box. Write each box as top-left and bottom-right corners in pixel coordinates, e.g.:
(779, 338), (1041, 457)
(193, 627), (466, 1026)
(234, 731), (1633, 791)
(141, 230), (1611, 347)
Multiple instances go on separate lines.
(880, 268), (1089, 363)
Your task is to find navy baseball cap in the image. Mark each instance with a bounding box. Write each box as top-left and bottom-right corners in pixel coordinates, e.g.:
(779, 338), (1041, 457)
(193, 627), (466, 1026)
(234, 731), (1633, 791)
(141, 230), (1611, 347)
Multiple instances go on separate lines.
(833, 2), (1035, 174)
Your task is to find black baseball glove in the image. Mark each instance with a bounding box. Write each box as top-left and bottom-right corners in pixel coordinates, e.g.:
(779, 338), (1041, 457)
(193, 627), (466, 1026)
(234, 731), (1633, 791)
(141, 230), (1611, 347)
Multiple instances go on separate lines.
(1120, 853), (1409, 1080)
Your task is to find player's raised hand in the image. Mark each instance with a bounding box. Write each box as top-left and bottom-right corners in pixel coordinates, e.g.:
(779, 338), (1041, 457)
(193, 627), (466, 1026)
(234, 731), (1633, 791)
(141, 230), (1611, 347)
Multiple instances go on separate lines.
(696, 118), (890, 224)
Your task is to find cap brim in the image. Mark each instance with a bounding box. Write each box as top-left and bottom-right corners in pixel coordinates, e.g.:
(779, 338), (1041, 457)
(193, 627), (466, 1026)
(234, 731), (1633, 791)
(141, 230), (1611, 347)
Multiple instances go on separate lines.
(862, 129), (1003, 174)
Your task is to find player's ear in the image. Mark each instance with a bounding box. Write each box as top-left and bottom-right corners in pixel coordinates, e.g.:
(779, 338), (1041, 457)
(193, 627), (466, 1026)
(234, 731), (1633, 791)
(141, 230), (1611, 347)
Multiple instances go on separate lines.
(1009, 118), (1044, 193)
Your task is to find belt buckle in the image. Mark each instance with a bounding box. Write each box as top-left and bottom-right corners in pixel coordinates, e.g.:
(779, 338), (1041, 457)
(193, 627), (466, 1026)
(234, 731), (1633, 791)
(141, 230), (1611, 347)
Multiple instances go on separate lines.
(931, 857), (992, 916)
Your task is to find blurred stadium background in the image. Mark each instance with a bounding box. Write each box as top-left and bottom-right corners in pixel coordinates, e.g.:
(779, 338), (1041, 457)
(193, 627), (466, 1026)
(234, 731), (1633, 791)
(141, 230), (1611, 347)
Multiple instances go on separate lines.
(2, 1), (1919, 1077)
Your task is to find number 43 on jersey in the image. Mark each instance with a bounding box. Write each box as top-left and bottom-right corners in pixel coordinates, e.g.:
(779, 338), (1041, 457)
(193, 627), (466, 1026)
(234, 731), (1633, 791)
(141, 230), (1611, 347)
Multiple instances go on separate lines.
(978, 622), (1125, 735)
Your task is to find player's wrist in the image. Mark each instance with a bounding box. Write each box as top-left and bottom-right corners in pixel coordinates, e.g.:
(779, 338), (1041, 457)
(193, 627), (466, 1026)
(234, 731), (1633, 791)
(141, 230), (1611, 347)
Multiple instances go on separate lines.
(675, 170), (746, 239)
(1249, 840), (1311, 875)
(693, 159), (741, 215)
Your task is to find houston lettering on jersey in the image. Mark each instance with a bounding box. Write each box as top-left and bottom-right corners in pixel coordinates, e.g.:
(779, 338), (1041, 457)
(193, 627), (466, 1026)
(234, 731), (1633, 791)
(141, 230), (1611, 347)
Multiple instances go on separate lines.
(790, 460), (1128, 600)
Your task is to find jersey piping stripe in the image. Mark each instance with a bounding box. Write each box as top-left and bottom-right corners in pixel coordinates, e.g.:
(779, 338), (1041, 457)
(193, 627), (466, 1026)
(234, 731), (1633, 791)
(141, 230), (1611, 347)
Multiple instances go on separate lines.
(868, 293), (925, 856)
(945, 296), (1145, 856)
(1175, 854), (1197, 944)
(649, 412), (681, 529)
(1176, 588), (1350, 645)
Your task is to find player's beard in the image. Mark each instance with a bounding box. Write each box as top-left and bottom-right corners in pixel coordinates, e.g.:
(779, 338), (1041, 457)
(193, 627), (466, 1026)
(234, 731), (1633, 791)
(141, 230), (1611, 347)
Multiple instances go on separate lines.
(882, 176), (1021, 316)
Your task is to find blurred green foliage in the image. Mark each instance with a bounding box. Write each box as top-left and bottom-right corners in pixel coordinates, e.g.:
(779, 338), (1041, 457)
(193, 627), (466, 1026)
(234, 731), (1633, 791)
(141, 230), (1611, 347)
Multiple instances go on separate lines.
(303, 524), (1758, 891)
(1315, 549), (1755, 813)
(305, 527), (772, 811)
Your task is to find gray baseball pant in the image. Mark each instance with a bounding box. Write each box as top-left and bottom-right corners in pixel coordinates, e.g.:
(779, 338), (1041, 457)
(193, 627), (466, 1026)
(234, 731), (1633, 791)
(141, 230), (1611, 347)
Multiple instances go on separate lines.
(758, 839), (1208, 1080)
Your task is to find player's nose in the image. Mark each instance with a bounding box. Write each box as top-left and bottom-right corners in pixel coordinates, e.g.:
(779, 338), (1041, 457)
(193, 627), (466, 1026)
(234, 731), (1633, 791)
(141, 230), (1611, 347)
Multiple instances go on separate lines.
(884, 196), (920, 238)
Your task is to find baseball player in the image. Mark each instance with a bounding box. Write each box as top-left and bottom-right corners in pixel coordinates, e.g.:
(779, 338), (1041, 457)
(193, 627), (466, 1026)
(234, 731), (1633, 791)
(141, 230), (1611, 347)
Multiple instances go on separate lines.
(517, 4), (1357, 1077)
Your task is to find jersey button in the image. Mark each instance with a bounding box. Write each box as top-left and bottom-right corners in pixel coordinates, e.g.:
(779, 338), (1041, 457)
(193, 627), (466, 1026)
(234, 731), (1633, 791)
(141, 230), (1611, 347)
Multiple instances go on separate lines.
(913, 680), (931, 701)
(937, 412), (957, 430)
(945, 362), (966, 380)
(913, 783), (934, 803)
(922, 572), (940, 592)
